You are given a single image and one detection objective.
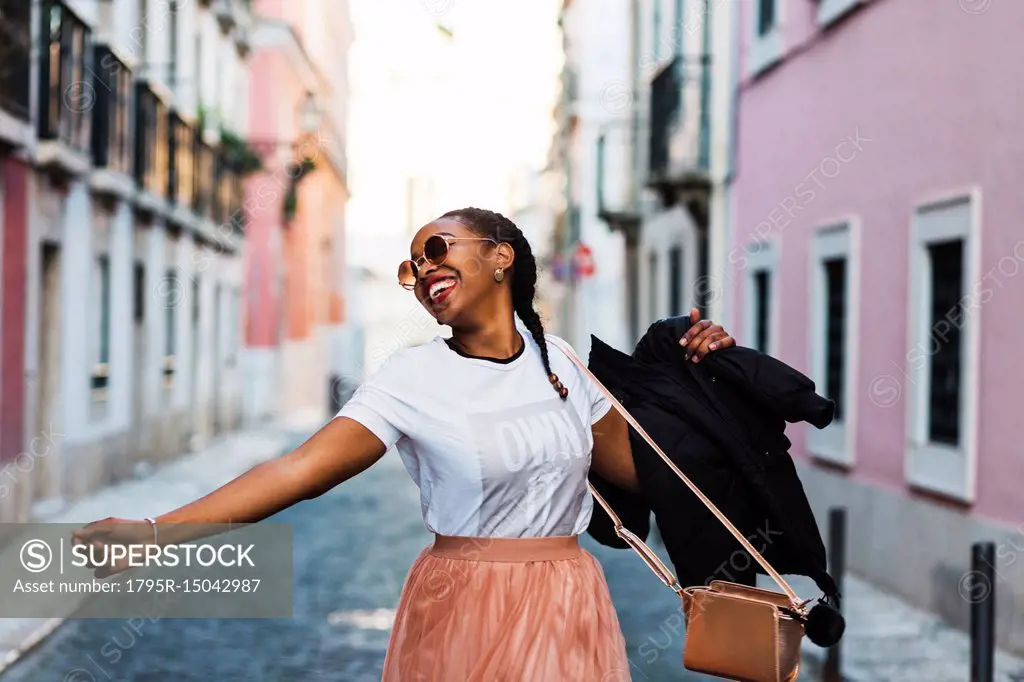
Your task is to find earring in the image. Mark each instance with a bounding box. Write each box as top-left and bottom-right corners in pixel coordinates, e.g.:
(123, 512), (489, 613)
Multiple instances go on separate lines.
(493, 267), (505, 283)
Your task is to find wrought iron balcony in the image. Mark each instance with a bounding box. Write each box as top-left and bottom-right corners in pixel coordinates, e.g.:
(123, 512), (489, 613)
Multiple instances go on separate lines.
(648, 57), (681, 182)
(133, 81), (170, 198)
(596, 119), (642, 227)
(229, 170), (245, 233)
(647, 55), (711, 195)
(38, 0), (92, 153)
(168, 110), (196, 209)
(193, 138), (217, 219)
(213, 150), (237, 226)
(0, 1), (32, 122)
(90, 45), (132, 175)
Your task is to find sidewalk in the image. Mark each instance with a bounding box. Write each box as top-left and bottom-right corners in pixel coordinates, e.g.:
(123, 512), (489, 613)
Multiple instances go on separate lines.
(792, 573), (1024, 682)
(0, 412), (322, 677)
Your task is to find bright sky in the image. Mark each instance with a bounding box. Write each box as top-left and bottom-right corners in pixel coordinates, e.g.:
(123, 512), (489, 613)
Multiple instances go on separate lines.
(345, 0), (564, 274)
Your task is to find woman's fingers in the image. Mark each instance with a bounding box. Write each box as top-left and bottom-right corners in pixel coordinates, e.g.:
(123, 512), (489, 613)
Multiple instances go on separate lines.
(678, 319), (711, 350)
(682, 322), (719, 359)
(708, 334), (736, 352)
(71, 522), (140, 578)
(691, 330), (734, 362)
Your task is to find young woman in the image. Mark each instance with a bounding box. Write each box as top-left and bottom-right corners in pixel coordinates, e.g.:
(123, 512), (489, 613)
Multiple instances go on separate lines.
(74, 207), (735, 681)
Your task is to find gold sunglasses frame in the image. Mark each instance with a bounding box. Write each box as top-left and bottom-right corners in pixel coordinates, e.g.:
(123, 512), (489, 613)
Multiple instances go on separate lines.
(397, 235), (500, 290)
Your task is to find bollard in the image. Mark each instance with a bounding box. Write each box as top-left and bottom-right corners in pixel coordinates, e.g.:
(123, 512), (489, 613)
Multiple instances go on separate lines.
(970, 542), (996, 682)
(823, 507), (846, 682)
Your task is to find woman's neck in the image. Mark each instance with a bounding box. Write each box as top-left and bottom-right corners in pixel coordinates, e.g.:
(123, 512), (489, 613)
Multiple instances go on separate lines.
(450, 315), (522, 360)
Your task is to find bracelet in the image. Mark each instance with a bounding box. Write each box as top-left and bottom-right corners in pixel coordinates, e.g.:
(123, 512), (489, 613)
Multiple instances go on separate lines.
(144, 517), (159, 546)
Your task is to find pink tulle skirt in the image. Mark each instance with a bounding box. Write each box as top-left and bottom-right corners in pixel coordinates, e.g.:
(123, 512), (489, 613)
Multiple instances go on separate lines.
(382, 535), (631, 681)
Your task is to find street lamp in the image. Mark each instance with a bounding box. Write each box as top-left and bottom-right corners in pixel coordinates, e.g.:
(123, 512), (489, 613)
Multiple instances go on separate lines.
(247, 92), (323, 158)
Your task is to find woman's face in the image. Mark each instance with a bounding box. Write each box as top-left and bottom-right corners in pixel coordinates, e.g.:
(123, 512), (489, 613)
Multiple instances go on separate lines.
(406, 219), (511, 327)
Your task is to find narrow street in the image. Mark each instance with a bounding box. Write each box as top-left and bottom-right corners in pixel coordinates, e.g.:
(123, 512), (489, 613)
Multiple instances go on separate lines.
(0, 433), (717, 682)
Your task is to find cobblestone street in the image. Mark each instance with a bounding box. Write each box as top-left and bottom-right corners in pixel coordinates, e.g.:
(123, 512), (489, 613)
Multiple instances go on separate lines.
(0, 428), (722, 681)
(3, 424), (1022, 680)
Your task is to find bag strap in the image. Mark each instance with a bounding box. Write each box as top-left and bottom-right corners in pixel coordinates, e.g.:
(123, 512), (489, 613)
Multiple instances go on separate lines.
(547, 336), (804, 609)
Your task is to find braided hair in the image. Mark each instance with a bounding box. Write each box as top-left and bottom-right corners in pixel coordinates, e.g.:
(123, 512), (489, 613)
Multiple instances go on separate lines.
(439, 207), (568, 401)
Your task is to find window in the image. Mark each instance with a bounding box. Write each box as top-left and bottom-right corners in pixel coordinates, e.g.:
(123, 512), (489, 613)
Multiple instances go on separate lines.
(757, 0), (776, 37)
(39, 0), (93, 151)
(752, 270), (770, 352)
(809, 223), (858, 465)
(134, 263), (145, 323)
(669, 245), (683, 317)
(648, 250), (659, 324)
(743, 240), (777, 355)
(748, 0), (782, 77)
(926, 240), (963, 446)
(823, 258), (847, 420)
(92, 256), (111, 392)
(905, 192), (980, 503)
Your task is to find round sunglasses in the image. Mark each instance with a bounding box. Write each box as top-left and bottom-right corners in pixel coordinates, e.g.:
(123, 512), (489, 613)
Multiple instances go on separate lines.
(398, 234), (499, 290)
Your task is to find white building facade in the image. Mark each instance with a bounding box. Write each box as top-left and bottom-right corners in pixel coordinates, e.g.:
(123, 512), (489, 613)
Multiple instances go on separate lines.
(549, 0), (635, 356)
(550, 0), (739, 355)
(3, 0), (252, 523)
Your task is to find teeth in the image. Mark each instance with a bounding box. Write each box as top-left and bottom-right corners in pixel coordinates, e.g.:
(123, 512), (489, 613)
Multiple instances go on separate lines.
(429, 279), (456, 300)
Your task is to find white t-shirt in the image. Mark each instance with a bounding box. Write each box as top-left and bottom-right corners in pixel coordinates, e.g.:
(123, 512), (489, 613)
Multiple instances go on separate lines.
(335, 330), (612, 538)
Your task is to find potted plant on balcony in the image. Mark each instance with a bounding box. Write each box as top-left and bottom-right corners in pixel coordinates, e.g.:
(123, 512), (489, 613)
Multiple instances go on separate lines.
(283, 158), (316, 224)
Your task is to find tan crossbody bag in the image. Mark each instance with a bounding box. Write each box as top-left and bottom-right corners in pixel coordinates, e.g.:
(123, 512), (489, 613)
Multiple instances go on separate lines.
(550, 338), (810, 682)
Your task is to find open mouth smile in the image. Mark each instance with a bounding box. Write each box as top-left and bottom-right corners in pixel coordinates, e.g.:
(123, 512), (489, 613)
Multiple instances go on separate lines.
(425, 275), (458, 306)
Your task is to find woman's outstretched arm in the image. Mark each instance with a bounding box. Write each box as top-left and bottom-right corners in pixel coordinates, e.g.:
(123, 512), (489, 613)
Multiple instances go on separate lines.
(72, 417), (387, 576)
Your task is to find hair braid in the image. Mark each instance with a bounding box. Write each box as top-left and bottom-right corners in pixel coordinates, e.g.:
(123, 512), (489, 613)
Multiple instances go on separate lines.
(440, 207), (568, 401)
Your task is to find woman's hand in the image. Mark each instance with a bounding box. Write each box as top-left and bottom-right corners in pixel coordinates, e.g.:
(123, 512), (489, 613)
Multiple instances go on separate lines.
(71, 518), (155, 579)
(678, 307), (735, 363)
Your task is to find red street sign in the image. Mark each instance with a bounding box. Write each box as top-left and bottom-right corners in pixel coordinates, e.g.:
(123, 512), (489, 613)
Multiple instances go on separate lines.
(573, 242), (595, 278)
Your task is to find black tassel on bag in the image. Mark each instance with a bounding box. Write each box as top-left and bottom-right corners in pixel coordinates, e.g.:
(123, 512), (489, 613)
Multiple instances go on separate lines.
(804, 596), (846, 648)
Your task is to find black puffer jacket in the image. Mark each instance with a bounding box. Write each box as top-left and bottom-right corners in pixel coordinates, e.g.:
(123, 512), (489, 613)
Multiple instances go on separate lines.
(586, 316), (839, 601)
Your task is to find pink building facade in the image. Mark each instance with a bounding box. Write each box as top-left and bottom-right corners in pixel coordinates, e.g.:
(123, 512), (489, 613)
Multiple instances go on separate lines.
(729, 0), (1024, 653)
(241, 0), (352, 422)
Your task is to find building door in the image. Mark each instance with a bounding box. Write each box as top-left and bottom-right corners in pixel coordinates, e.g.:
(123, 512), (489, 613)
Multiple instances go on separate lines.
(33, 242), (62, 513)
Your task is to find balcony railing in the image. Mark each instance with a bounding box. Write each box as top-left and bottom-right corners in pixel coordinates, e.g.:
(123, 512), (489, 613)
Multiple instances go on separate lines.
(90, 45), (132, 174)
(213, 150), (230, 225)
(38, 0), (92, 151)
(648, 55), (712, 189)
(648, 57), (681, 181)
(168, 110), (196, 209)
(0, 1), (32, 120)
(596, 119), (642, 224)
(209, 146), (245, 232)
(229, 170), (245, 232)
(133, 81), (169, 197)
(193, 138), (216, 219)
